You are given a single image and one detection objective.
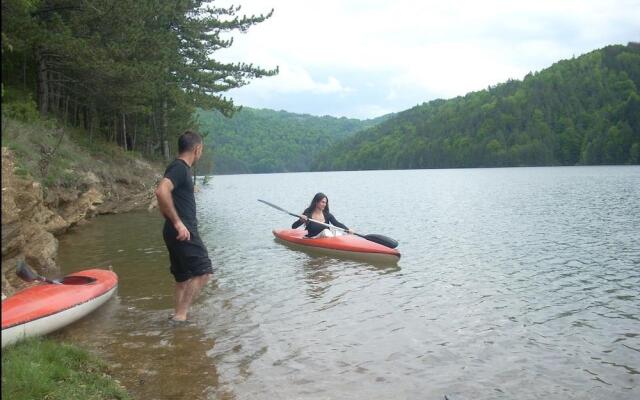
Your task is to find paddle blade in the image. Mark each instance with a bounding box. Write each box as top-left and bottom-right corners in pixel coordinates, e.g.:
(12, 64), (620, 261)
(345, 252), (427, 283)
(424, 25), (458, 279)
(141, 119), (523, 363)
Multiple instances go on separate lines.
(363, 234), (399, 249)
(15, 260), (61, 284)
(16, 260), (39, 282)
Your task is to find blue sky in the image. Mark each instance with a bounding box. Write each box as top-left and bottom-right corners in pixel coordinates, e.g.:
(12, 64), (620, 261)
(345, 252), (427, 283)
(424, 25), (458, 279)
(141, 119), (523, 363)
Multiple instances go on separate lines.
(216, 0), (640, 119)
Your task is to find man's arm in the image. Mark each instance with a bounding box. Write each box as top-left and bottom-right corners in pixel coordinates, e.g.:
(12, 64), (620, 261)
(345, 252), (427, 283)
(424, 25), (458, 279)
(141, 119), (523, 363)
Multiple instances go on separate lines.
(155, 178), (190, 241)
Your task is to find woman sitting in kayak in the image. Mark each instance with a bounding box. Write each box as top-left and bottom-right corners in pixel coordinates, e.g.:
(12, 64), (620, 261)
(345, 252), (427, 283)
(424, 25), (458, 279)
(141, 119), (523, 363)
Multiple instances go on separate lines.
(292, 192), (352, 238)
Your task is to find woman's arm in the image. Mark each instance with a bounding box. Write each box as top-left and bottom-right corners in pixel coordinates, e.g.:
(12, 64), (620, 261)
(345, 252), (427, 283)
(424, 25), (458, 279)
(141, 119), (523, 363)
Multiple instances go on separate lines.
(292, 213), (308, 229)
(327, 213), (348, 230)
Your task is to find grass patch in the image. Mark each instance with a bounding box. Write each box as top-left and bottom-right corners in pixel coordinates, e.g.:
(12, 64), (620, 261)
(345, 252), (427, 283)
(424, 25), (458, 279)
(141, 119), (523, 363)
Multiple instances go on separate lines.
(2, 117), (91, 186)
(1, 115), (160, 192)
(1, 338), (131, 400)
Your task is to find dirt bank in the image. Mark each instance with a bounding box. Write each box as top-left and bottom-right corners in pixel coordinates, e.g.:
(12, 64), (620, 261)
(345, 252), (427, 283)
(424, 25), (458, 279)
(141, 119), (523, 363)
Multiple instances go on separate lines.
(1, 146), (160, 297)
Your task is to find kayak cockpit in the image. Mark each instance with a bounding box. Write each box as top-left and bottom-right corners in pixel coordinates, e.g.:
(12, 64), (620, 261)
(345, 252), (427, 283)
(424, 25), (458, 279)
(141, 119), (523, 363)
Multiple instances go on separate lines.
(59, 276), (97, 285)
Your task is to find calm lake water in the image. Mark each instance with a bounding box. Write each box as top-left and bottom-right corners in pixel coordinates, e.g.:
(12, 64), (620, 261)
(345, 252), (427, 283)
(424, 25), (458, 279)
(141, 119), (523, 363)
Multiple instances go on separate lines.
(57, 166), (640, 400)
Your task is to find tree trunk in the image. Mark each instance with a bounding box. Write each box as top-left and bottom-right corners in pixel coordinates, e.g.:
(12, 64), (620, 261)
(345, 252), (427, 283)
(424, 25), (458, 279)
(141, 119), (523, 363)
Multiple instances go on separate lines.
(164, 140), (170, 159)
(111, 114), (117, 143)
(36, 49), (48, 116)
(122, 112), (128, 151)
(162, 98), (169, 160)
(151, 110), (160, 156)
(132, 120), (137, 151)
(59, 77), (65, 117)
(23, 52), (27, 91)
(51, 72), (57, 115)
(89, 105), (98, 145)
(73, 101), (79, 126)
(89, 112), (93, 144)
(63, 96), (70, 124)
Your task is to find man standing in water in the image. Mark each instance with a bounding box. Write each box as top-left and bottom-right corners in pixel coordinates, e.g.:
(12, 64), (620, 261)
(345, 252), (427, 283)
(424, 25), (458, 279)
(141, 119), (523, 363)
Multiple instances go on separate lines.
(155, 130), (213, 323)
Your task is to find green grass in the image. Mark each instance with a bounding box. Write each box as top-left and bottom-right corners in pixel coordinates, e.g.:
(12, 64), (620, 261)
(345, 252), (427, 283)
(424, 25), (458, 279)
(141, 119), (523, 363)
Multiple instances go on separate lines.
(2, 116), (91, 186)
(2, 338), (131, 400)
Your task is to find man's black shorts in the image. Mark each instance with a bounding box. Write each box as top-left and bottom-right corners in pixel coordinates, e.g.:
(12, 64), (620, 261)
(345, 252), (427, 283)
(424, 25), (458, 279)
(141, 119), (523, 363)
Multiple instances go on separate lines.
(163, 223), (213, 283)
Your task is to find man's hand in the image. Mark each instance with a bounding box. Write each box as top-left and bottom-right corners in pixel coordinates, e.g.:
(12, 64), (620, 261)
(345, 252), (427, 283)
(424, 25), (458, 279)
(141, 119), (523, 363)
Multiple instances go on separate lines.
(174, 220), (191, 241)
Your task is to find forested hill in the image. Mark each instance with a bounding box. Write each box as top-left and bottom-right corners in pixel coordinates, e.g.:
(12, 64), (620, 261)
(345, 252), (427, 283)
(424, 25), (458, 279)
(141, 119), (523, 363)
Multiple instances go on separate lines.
(312, 43), (640, 171)
(197, 108), (389, 174)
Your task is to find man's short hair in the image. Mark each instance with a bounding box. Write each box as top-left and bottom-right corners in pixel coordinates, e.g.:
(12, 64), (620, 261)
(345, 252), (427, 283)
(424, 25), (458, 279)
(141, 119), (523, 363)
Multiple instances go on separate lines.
(178, 130), (203, 153)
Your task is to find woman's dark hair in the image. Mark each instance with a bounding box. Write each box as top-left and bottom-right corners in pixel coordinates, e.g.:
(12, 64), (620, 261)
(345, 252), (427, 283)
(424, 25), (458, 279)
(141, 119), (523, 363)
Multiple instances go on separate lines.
(178, 130), (203, 153)
(304, 192), (329, 214)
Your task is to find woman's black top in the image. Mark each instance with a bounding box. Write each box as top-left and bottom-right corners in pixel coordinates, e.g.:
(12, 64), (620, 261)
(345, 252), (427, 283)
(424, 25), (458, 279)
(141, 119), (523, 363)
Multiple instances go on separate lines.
(292, 210), (348, 237)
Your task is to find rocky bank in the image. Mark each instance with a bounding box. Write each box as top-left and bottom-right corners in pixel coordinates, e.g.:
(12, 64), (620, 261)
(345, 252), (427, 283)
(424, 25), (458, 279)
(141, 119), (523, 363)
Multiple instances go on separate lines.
(1, 147), (160, 297)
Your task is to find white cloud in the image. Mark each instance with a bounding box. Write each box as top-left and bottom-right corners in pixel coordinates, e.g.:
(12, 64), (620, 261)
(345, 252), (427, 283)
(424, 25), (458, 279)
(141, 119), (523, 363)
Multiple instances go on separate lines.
(246, 64), (352, 95)
(215, 0), (640, 117)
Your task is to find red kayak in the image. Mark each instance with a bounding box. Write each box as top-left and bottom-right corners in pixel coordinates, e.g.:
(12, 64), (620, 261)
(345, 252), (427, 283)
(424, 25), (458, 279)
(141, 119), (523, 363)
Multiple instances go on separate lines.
(273, 229), (401, 263)
(2, 269), (118, 348)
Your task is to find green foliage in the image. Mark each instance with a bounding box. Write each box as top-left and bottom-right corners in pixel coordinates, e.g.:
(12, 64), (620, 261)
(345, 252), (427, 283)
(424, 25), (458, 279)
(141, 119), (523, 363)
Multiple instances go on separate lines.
(1, 338), (131, 400)
(197, 107), (391, 174)
(2, 88), (39, 121)
(1, 0), (277, 158)
(313, 43), (640, 170)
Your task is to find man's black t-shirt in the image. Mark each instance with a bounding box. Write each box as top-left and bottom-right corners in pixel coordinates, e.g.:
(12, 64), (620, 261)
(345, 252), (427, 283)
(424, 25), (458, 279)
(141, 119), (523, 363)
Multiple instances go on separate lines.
(163, 159), (197, 230)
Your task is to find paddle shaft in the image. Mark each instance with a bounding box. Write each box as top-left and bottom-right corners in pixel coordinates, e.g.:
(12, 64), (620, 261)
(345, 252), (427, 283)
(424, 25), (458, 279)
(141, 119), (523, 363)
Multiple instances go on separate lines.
(258, 199), (352, 233)
(37, 276), (63, 285)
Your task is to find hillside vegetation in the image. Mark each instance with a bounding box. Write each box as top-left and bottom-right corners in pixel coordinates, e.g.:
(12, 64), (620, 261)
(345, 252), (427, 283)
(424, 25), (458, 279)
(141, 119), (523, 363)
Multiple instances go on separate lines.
(197, 108), (389, 173)
(312, 43), (640, 171)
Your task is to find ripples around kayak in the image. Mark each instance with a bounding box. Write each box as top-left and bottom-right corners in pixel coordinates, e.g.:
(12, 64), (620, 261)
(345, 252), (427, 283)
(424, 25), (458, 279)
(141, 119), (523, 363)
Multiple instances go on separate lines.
(56, 166), (640, 399)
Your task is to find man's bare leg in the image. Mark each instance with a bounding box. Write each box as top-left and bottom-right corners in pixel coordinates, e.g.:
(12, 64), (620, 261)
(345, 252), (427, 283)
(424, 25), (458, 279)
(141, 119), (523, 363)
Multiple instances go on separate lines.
(173, 281), (189, 318)
(173, 274), (210, 321)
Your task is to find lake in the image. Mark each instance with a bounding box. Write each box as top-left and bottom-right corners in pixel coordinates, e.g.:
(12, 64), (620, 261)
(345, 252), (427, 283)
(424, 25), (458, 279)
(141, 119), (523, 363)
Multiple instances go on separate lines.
(57, 166), (640, 400)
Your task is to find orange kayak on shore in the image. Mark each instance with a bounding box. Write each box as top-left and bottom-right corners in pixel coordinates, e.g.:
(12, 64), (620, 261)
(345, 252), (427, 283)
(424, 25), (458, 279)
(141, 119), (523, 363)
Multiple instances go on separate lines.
(273, 229), (401, 263)
(1, 269), (118, 347)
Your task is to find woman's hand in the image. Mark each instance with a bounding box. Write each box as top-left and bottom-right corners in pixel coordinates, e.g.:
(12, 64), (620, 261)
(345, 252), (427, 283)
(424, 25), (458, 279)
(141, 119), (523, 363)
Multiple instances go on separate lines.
(346, 228), (354, 234)
(299, 215), (308, 223)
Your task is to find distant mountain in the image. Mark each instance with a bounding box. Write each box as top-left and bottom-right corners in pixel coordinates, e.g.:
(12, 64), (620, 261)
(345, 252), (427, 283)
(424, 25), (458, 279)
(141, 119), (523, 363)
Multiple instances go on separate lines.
(196, 108), (390, 174)
(312, 43), (640, 171)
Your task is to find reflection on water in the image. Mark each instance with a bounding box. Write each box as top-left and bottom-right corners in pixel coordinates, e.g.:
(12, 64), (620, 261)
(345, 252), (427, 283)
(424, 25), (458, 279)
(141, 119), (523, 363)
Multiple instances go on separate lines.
(56, 166), (640, 400)
(300, 255), (400, 300)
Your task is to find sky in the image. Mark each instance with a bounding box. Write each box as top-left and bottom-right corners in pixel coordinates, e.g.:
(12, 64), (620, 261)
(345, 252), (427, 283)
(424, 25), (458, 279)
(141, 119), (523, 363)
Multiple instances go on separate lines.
(215, 0), (640, 119)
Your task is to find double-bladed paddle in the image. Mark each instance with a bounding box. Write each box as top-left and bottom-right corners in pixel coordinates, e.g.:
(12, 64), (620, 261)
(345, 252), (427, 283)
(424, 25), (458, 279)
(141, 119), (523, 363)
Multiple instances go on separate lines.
(258, 199), (399, 249)
(16, 260), (62, 285)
